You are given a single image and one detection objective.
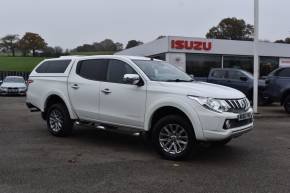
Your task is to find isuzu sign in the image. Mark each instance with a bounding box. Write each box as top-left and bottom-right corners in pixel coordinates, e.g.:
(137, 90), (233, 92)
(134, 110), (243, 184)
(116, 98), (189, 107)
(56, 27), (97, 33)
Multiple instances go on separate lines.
(171, 40), (212, 51)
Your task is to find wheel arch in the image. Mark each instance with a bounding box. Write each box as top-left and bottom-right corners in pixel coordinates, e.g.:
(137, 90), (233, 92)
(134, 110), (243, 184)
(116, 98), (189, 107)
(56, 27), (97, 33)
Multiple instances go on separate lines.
(281, 89), (290, 105)
(43, 94), (77, 120)
(145, 103), (203, 140)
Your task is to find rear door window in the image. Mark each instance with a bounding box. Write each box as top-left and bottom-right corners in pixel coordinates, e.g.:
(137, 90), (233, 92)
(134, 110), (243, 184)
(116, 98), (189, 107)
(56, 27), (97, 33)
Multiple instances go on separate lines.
(227, 70), (244, 80)
(76, 59), (108, 81)
(36, 60), (71, 73)
(211, 70), (226, 79)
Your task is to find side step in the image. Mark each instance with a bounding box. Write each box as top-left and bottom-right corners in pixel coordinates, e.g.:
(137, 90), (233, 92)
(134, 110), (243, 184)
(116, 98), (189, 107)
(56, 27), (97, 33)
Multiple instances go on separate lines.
(76, 121), (142, 137)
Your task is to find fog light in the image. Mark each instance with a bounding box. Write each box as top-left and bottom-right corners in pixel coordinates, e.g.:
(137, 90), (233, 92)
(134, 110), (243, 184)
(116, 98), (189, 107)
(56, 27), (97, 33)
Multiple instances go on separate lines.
(225, 120), (232, 129)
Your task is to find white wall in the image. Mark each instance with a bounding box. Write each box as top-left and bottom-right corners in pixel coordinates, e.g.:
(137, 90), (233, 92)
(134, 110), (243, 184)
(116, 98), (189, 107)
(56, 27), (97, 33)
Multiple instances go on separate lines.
(116, 36), (290, 58)
(165, 53), (186, 71)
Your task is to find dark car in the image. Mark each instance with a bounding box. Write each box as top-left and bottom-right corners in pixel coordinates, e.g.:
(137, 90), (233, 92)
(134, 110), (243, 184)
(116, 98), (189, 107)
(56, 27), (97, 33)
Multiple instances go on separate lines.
(195, 68), (267, 104)
(263, 67), (290, 113)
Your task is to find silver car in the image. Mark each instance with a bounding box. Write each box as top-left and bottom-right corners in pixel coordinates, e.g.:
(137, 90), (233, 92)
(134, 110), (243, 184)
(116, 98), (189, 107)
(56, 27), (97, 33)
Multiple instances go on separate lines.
(0, 76), (27, 95)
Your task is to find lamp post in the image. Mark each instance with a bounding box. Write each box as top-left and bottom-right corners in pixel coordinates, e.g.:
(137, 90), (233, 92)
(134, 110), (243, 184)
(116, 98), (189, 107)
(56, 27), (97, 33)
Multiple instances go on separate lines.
(253, 0), (259, 113)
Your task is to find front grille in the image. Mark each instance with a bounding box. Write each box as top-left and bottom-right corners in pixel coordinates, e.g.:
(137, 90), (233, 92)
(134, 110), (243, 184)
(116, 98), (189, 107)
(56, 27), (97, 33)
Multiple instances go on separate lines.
(225, 98), (249, 113)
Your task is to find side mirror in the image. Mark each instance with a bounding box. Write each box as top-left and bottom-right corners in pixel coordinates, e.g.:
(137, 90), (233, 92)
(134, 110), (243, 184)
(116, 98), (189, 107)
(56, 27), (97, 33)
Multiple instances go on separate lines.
(123, 74), (141, 85)
(240, 76), (248, 81)
(189, 74), (194, 79)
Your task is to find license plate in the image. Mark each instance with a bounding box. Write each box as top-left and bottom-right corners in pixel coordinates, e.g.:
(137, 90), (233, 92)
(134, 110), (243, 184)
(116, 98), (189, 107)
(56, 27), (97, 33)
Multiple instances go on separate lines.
(238, 112), (253, 121)
(8, 89), (18, 93)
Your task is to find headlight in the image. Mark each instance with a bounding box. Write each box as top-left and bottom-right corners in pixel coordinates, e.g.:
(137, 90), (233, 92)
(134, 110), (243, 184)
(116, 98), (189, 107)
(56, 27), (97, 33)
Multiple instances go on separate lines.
(19, 87), (27, 90)
(188, 96), (230, 113)
(0, 87), (7, 90)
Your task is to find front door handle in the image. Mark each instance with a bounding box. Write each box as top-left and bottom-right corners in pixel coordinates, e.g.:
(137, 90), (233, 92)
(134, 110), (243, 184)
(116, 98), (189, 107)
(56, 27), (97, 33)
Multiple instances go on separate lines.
(71, 84), (79, 89)
(101, 88), (111, 94)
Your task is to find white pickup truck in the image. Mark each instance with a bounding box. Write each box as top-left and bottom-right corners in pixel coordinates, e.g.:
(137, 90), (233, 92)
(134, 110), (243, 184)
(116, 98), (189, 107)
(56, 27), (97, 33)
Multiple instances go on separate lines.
(26, 55), (253, 160)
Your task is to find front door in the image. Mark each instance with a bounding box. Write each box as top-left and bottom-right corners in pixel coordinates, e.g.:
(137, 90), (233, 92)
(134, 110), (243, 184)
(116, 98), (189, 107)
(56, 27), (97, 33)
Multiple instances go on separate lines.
(99, 59), (147, 129)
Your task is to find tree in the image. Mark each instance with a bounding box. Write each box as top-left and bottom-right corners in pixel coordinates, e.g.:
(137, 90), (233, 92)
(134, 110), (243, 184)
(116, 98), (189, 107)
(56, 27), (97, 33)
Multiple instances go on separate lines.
(125, 40), (143, 49)
(72, 39), (124, 52)
(206, 17), (254, 41)
(275, 37), (290, 44)
(0, 34), (19, 56)
(18, 32), (47, 56)
(98, 39), (118, 51)
(54, 46), (63, 55)
(115, 42), (123, 51)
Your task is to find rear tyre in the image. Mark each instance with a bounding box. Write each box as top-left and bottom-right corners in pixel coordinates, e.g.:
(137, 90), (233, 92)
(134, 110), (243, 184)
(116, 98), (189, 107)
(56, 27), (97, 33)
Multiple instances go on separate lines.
(211, 138), (232, 147)
(152, 115), (197, 160)
(283, 95), (290, 114)
(46, 103), (73, 137)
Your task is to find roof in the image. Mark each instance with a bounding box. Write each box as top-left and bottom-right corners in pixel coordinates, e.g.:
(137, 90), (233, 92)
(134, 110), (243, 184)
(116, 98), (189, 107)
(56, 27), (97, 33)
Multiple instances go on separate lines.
(47, 55), (153, 61)
(116, 36), (290, 58)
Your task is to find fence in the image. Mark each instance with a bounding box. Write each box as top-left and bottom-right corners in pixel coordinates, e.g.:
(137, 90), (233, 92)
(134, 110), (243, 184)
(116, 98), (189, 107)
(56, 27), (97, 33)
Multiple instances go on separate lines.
(0, 71), (30, 81)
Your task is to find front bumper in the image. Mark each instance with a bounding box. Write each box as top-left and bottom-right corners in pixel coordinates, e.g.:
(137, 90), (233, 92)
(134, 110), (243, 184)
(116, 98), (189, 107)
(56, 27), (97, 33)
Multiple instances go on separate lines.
(203, 122), (253, 141)
(0, 89), (27, 95)
(197, 108), (254, 141)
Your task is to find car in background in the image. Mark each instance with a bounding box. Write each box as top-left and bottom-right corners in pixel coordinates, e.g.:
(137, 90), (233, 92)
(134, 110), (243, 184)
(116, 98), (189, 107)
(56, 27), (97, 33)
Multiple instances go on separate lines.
(263, 67), (290, 113)
(0, 76), (27, 96)
(195, 68), (268, 105)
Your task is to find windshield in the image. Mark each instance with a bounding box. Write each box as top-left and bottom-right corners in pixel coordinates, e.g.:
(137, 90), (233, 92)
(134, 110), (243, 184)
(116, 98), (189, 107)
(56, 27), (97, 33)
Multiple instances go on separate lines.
(133, 60), (193, 82)
(4, 77), (25, 83)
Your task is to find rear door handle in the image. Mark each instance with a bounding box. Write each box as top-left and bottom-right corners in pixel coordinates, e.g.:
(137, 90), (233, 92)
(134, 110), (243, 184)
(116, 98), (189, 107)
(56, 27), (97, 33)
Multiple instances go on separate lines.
(71, 84), (79, 89)
(101, 88), (111, 94)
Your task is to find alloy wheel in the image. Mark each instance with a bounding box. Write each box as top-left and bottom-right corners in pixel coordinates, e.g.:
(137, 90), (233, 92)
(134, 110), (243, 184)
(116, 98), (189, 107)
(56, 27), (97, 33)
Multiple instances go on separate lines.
(159, 124), (189, 155)
(49, 109), (64, 132)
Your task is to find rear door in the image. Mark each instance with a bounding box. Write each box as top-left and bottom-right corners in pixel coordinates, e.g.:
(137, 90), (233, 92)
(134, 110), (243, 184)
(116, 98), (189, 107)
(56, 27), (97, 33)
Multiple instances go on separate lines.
(208, 70), (227, 86)
(99, 59), (147, 129)
(68, 59), (108, 121)
(224, 70), (249, 94)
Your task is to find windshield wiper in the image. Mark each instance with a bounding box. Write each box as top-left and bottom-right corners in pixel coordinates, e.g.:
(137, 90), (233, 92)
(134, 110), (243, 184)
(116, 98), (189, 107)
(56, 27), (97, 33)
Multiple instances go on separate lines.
(166, 79), (194, 82)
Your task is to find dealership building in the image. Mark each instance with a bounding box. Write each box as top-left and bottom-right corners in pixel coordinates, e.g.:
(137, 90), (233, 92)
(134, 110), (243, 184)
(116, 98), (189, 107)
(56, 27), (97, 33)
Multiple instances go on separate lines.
(116, 36), (290, 77)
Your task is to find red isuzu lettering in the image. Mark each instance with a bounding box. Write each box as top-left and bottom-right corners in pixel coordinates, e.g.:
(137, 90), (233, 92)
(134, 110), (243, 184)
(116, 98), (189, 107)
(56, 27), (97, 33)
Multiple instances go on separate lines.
(171, 40), (212, 51)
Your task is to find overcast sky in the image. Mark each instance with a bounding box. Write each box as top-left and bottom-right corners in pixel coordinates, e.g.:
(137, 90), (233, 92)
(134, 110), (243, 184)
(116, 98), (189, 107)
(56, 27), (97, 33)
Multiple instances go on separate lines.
(0, 0), (289, 49)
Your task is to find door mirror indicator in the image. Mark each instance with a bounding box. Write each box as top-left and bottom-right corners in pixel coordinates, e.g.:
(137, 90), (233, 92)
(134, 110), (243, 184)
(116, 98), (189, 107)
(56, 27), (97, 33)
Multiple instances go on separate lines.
(123, 74), (141, 85)
(240, 76), (248, 81)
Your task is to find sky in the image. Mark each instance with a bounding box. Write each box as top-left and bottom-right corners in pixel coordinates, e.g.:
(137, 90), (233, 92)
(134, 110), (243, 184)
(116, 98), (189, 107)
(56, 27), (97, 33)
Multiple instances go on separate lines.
(0, 0), (289, 49)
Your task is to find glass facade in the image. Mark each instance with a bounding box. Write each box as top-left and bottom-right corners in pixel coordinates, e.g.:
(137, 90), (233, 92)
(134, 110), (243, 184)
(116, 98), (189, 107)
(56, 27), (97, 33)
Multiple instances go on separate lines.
(259, 57), (279, 77)
(186, 54), (222, 77)
(223, 56), (254, 73)
(184, 54), (280, 77)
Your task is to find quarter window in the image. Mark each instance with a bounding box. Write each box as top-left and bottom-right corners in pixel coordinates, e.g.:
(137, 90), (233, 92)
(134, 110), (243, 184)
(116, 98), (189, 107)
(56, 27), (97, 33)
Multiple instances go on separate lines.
(36, 60), (71, 73)
(107, 59), (136, 83)
(77, 59), (108, 81)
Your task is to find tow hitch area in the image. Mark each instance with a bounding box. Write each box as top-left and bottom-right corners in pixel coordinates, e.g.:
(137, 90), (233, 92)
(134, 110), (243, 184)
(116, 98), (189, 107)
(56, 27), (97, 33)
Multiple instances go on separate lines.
(26, 102), (40, 112)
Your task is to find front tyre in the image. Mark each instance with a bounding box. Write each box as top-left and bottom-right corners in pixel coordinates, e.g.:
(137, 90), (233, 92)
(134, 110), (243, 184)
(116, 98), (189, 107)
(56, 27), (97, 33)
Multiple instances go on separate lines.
(284, 95), (290, 114)
(46, 103), (73, 137)
(152, 115), (197, 160)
